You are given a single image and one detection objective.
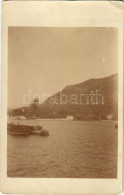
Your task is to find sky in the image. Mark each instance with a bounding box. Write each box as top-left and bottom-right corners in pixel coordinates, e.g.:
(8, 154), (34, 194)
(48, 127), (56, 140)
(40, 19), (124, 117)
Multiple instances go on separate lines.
(8, 27), (118, 109)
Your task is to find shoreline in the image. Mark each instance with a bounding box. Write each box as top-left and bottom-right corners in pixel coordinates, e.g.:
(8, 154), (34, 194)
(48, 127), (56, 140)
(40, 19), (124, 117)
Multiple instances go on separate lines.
(8, 118), (118, 123)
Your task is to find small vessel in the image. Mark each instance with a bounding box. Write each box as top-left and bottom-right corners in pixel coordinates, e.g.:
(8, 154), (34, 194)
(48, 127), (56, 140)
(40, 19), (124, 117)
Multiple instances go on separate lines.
(40, 130), (49, 136)
(7, 123), (49, 136)
(8, 123), (42, 131)
(8, 130), (32, 136)
(115, 124), (118, 129)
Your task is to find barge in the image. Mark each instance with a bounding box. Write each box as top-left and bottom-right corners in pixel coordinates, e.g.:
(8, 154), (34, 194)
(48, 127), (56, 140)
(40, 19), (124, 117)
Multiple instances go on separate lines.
(7, 123), (49, 136)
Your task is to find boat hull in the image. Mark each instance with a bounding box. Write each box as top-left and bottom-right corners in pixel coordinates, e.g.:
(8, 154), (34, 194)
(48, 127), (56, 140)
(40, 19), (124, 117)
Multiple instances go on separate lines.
(7, 123), (49, 136)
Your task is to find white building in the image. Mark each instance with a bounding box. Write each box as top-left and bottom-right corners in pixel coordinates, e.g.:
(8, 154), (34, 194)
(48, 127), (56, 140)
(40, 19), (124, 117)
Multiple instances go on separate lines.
(66, 115), (74, 120)
(106, 114), (113, 120)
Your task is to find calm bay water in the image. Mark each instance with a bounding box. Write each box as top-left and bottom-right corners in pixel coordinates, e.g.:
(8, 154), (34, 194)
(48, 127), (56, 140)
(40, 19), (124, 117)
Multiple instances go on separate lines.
(7, 120), (117, 178)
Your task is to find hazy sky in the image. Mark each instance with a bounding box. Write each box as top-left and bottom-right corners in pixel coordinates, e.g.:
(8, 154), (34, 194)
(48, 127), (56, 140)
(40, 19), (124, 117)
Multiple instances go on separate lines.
(8, 27), (118, 109)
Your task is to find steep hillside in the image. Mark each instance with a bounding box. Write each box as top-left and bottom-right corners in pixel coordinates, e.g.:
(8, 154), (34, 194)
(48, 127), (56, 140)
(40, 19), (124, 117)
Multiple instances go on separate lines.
(8, 74), (118, 121)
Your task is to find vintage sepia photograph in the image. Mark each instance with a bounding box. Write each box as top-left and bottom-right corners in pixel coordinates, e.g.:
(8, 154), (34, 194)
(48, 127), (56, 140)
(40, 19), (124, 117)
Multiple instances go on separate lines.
(7, 27), (118, 179)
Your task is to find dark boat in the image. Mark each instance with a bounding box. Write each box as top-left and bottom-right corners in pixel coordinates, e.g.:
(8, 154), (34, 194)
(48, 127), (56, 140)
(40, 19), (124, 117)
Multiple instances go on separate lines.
(40, 130), (49, 136)
(115, 124), (118, 129)
(7, 123), (49, 136)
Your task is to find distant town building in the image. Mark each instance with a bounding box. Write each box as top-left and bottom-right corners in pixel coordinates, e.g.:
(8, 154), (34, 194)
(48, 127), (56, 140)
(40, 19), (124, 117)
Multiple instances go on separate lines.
(8, 115), (26, 120)
(14, 116), (26, 120)
(66, 115), (74, 120)
(18, 116), (26, 120)
(106, 114), (113, 120)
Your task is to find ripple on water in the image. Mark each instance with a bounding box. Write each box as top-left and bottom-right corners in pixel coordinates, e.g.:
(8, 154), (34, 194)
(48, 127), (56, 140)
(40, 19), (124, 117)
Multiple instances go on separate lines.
(7, 120), (117, 178)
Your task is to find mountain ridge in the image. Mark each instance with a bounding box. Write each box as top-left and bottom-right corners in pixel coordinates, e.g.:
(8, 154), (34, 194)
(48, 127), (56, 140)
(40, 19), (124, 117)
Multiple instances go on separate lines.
(8, 73), (118, 121)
